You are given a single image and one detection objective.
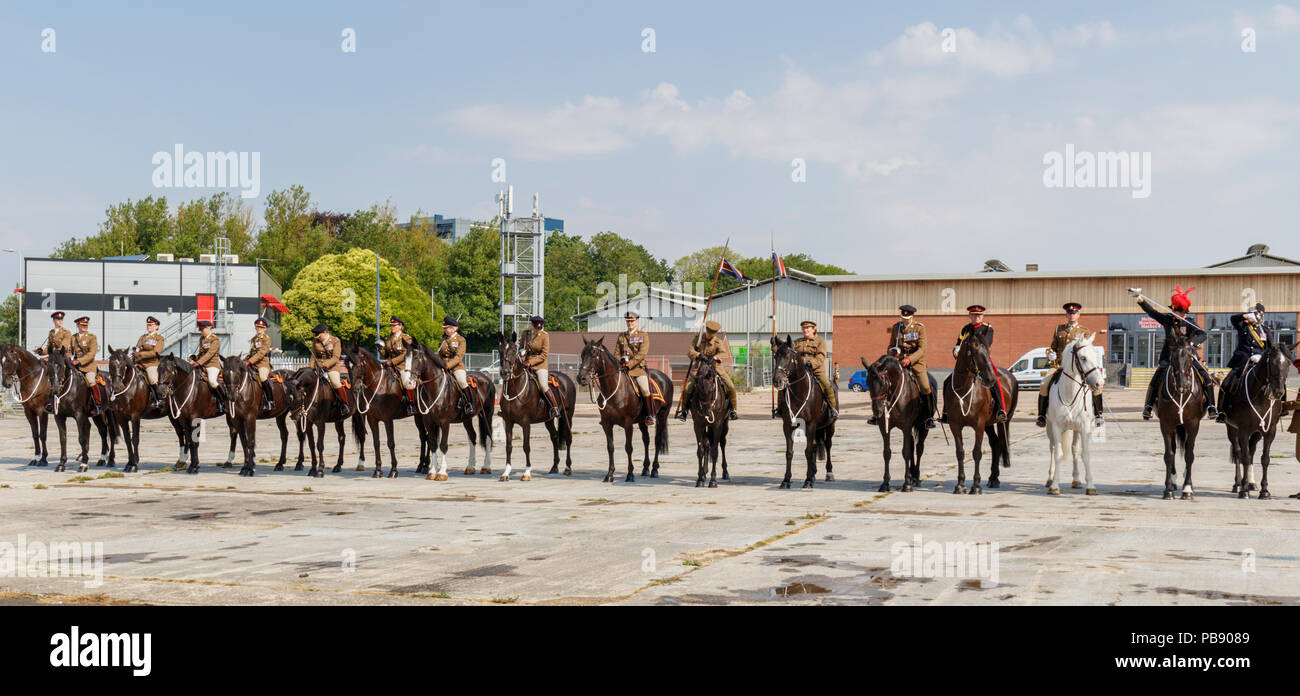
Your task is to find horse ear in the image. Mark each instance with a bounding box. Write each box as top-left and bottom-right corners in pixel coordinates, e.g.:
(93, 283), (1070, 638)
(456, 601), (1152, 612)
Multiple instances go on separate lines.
(108, 344), (114, 353)
(511, 331), (517, 344)
(495, 331), (503, 344)
(784, 335), (792, 346)
(1085, 332), (1097, 346)
(770, 336), (778, 347)
(596, 336), (605, 346)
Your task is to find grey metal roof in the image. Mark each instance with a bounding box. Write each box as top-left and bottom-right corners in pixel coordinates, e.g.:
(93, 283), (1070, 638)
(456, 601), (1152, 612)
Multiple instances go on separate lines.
(817, 265), (1300, 284)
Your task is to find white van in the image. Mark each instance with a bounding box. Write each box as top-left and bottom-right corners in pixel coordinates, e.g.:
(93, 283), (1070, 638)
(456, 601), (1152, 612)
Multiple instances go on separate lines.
(1009, 345), (1106, 390)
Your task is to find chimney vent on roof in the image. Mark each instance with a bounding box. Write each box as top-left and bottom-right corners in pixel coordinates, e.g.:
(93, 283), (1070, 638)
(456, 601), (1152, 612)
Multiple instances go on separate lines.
(1025, 263), (1039, 272)
(1247, 243), (1270, 257)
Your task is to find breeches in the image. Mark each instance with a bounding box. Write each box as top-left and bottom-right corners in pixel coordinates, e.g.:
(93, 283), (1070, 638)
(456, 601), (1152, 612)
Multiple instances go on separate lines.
(634, 374), (649, 395)
(908, 363), (931, 394)
(145, 366), (158, 385)
(256, 366), (270, 382)
(401, 355), (416, 389)
(205, 367), (219, 389)
(326, 370), (342, 389)
(453, 369), (468, 389)
(82, 371), (97, 386)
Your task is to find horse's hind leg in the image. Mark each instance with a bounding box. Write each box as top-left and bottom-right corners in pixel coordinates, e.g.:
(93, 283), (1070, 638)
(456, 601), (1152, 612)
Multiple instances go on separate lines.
(1181, 424), (1197, 499)
(225, 425), (238, 469)
(624, 425), (636, 483)
(983, 425), (1000, 489)
(385, 419), (399, 478)
(802, 424), (817, 488)
(718, 428), (729, 480)
(601, 422), (616, 483)
(913, 426), (927, 487)
(968, 428), (984, 495)
(463, 419), (478, 476)
(823, 426), (834, 481)
(1161, 427), (1177, 499)
(275, 417), (288, 471)
(951, 426), (966, 494)
(781, 427), (794, 489)
(1259, 432), (1275, 500)
(332, 421), (345, 473)
(639, 422), (652, 478)
(544, 419), (561, 474)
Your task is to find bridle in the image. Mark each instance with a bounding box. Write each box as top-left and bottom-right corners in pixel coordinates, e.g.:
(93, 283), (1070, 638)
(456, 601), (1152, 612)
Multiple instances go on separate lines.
(109, 354), (146, 401)
(773, 347), (813, 421)
(351, 350), (393, 414)
(160, 360), (199, 419)
(868, 359), (907, 431)
(690, 359), (724, 424)
(1241, 346), (1285, 431)
(581, 344), (628, 411)
(407, 348), (452, 416)
(4, 350), (48, 404)
(1159, 344), (1198, 425)
(1055, 342), (1100, 412)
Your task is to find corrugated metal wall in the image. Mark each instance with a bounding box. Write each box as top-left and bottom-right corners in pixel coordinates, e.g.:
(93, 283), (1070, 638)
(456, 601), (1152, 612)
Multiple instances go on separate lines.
(708, 277), (832, 339)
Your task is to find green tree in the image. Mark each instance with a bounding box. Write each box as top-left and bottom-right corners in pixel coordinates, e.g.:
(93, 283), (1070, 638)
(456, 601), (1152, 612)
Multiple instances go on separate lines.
(253, 185), (330, 289)
(0, 294), (19, 346)
(280, 248), (439, 351)
(53, 194), (256, 261)
(436, 223), (500, 351)
(672, 247), (853, 293)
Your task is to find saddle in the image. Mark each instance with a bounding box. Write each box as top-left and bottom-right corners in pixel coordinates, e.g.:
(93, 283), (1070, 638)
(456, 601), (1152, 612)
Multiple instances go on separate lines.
(632, 376), (666, 404)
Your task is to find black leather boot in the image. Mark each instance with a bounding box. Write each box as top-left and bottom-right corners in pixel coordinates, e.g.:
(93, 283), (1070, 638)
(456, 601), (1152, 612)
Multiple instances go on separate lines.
(923, 391), (936, 429)
(261, 382), (275, 413)
(1092, 393), (1104, 426)
(1035, 394), (1048, 428)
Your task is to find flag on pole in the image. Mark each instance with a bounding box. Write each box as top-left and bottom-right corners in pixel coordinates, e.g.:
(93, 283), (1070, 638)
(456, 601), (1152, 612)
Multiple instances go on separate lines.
(719, 258), (747, 282)
(772, 252), (788, 279)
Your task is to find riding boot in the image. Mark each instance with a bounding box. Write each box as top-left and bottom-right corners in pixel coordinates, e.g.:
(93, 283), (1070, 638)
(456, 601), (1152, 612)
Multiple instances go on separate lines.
(213, 385), (225, 416)
(643, 393), (657, 425)
(1092, 393), (1105, 427)
(727, 391), (739, 421)
(1035, 394), (1048, 428)
(149, 384), (164, 410)
(1205, 382), (1218, 420)
(923, 391), (936, 429)
(406, 388), (417, 415)
(260, 381), (275, 413)
(90, 383), (104, 416)
(1215, 377), (1230, 423)
(1142, 366), (1162, 420)
(335, 386), (351, 418)
(677, 385), (690, 422)
(460, 389), (476, 416)
(544, 387), (562, 419)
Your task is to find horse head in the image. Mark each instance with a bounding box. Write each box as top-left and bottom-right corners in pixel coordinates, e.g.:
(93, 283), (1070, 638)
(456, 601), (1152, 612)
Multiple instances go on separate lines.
(1066, 332), (1105, 393)
(220, 354), (248, 393)
(46, 348), (73, 395)
(957, 332), (996, 388)
(1164, 335), (1197, 394)
(0, 344), (27, 389)
(1261, 342), (1292, 400)
(286, 367), (320, 419)
(155, 354), (190, 399)
(577, 335), (610, 387)
(497, 331), (523, 381)
(770, 335), (797, 390)
(863, 354), (900, 397)
(107, 345), (136, 393)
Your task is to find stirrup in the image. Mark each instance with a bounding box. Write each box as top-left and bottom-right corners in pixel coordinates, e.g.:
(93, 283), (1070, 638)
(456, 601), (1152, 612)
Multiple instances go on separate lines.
(771, 406), (780, 418)
(676, 410), (687, 422)
(1142, 405), (1153, 420)
(924, 417), (936, 430)
(867, 415), (878, 425)
(550, 406), (562, 419)
(1215, 411), (1227, 423)
(727, 410), (738, 421)
(1035, 415), (1046, 428)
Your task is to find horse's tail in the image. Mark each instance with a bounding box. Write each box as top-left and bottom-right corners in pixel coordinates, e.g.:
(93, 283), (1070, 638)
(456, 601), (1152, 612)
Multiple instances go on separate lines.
(655, 413), (669, 456)
(997, 420), (1011, 468)
(477, 381), (494, 450)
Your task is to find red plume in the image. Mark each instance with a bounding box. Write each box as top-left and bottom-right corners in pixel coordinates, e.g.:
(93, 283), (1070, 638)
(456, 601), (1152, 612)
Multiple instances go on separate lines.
(1170, 284), (1194, 311)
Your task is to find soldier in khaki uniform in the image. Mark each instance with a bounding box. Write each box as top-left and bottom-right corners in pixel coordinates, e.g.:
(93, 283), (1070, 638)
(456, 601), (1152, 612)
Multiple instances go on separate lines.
(676, 320), (738, 422)
(35, 311), (74, 359)
(248, 318), (275, 413)
(870, 304), (935, 429)
(1036, 302), (1103, 428)
(309, 323), (350, 417)
(617, 311), (655, 425)
(439, 316), (480, 416)
(133, 316), (166, 409)
(191, 320), (225, 415)
(381, 316), (417, 414)
(943, 305), (1008, 424)
(791, 319), (837, 421)
(522, 316), (562, 419)
(66, 316), (103, 416)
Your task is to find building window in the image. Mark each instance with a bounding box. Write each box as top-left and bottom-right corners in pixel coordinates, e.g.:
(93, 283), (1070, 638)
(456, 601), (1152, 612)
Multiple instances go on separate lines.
(112, 295), (130, 310)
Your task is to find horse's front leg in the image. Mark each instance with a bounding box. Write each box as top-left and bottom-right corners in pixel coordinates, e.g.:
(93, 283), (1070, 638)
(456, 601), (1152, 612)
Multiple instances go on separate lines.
(718, 427), (729, 481)
(1161, 427), (1177, 499)
(1181, 422), (1198, 499)
(499, 419), (514, 480)
(225, 423), (238, 469)
(602, 421), (616, 483)
(331, 420), (345, 473)
(639, 421), (652, 478)
(275, 416), (288, 471)
(55, 416), (68, 472)
(624, 423), (636, 483)
(76, 414), (91, 471)
(780, 423), (794, 489)
(1237, 431), (1253, 499)
(880, 428), (894, 492)
(369, 419), (384, 478)
(694, 421), (708, 487)
(543, 419), (561, 474)
(385, 419), (399, 478)
(708, 428), (721, 488)
(1259, 431), (1275, 500)
(802, 421), (818, 488)
(951, 425), (966, 494)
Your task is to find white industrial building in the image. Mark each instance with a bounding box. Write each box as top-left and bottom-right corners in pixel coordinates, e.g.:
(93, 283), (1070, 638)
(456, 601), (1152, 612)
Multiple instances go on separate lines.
(22, 253), (288, 362)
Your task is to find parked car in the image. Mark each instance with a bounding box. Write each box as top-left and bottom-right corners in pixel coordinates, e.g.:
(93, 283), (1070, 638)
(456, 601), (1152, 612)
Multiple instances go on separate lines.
(848, 369), (870, 392)
(1010, 345), (1105, 390)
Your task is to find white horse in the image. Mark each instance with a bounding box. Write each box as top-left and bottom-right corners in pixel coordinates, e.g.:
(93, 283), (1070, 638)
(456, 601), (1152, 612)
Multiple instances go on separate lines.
(1044, 334), (1105, 495)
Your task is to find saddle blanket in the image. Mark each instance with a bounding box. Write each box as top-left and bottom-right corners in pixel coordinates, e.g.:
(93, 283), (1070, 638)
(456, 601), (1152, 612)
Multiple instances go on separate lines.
(632, 377), (666, 404)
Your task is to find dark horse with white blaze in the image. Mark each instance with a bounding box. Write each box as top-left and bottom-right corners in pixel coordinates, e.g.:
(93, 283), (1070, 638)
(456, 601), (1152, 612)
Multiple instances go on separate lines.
(771, 335), (835, 489)
(942, 330), (1018, 494)
(1222, 341), (1292, 499)
(496, 332), (574, 480)
(41, 348), (118, 472)
(687, 356), (731, 487)
(576, 336), (670, 482)
(404, 340), (495, 481)
(346, 345), (427, 478)
(106, 346), (186, 473)
(155, 354), (222, 474)
(218, 354), (290, 476)
(862, 354), (936, 492)
(1154, 336), (1207, 499)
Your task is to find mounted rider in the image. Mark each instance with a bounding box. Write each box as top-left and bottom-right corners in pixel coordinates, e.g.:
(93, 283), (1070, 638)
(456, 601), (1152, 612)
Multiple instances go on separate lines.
(379, 316), (418, 415)
(34, 311), (74, 360)
(791, 319), (837, 422)
(944, 305), (1008, 424)
(676, 319), (739, 422)
(248, 318), (275, 413)
(70, 316), (104, 416)
(1136, 286), (1216, 421)
(192, 319), (226, 416)
(133, 316), (166, 410)
(870, 304), (935, 429)
(1215, 302), (1269, 423)
(309, 323), (350, 417)
(1036, 302), (1104, 428)
(617, 311), (656, 425)
(522, 316), (563, 419)
(438, 316), (481, 416)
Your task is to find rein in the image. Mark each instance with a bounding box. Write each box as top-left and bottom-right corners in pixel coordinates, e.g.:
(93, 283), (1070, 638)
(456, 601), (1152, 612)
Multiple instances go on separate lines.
(584, 349), (629, 412)
(166, 368), (199, 419)
(777, 362), (813, 422)
(10, 360), (48, 404)
(869, 364), (907, 431)
(1160, 353), (1197, 426)
(1241, 360), (1280, 431)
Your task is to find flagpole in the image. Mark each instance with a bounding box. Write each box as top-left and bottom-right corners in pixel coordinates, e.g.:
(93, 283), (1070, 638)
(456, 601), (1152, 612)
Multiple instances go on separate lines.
(677, 238), (729, 415)
(770, 236), (777, 413)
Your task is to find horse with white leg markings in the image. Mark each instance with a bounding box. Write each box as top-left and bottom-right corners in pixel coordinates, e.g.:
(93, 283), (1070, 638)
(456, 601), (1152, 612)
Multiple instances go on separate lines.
(1151, 336), (1207, 499)
(404, 341), (494, 482)
(496, 333), (575, 482)
(1222, 342), (1292, 499)
(1043, 334), (1105, 495)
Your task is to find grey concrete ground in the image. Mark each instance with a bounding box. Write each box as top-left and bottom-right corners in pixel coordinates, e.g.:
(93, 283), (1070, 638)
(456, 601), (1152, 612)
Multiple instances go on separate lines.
(1, 387), (1297, 605)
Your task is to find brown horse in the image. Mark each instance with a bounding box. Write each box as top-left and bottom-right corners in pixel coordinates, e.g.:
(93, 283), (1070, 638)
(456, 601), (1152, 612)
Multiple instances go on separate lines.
(862, 354), (935, 492)
(155, 354), (222, 474)
(1222, 342), (1292, 499)
(405, 341), (495, 481)
(218, 355), (269, 476)
(2, 344), (56, 467)
(347, 345), (429, 478)
(576, 336), (671, 483)
(285, 367), (353, 478)
(771, 335), (835, 488)
(1154, 336), (1206, 499)
(105, 346), (187, 473)
(496, 332), (575, 480)
(687, 356), (731, 488)
(221, 367), (298, 473)
(942, 331), (1018, 494)
(42, 348), (118, 473)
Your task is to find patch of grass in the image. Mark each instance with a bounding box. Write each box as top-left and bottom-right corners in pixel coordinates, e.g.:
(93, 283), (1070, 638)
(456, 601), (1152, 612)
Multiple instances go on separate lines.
(800, 512), (824, 520)
(411, 592), (451, 599)
(67, 476), (93, 483)
(681, 560), (701, 567)
(97, 472), (124, 479)
(226, 486), (235, 489)
(302, 487), (313, 492)
(0, 484), (10, 489)
(490, 595), (519, 604)
(785, 519), (796, 526)
(33, 484), (47, 490)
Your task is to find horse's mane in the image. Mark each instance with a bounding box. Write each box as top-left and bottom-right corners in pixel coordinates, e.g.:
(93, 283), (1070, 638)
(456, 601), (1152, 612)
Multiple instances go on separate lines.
(873, 354), (901, 371)
(161, 354), (193, 374)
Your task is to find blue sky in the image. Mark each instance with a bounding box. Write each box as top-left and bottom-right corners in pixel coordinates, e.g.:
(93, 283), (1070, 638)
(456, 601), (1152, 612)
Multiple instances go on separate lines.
(2, 1), (1298, 295)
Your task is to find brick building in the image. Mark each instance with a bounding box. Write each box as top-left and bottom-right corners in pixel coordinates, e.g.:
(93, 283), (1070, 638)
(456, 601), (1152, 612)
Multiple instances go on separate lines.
(819, 244), (1300, 373)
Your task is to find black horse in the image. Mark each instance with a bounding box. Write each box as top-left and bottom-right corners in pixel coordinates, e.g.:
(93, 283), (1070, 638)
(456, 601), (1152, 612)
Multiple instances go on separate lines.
(863, 354), (935, 492)
(687, 356), (731, 487)
(106, 346), (186, 473)
(43, 349), (118, 473)
(576, 336), (671, 482)
(497, 332), (575, 479)
(771, 335), (835, 488)
(1222, 342), (1292, 499)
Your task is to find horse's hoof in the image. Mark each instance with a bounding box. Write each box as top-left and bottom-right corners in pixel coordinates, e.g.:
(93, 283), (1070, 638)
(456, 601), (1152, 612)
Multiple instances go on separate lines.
(1259, 490), (1272, 500)
(332, 465), (343, 473)
(355, 465), (366, 472)
(696, 480), (704, 488)
(77, 465), (88, 473)
(780, 480), (791, 489)
(387, 470), (398, 479)
(564, 468), (572, 476)
(650, 470), (659, 478)
(96, 460), (106, 467)
(1047, 487), (1060, 495)
(987, 479), (1001, 489)
(878, 483), (891, 493)
(721, 472), (730, 480)
(1071, 481), (1083, 489)
(372, 470), (382, 479)
(640, 466), (650, 477)
(521, 473), (531, 482)
(1248, 482), (1258, 491)
(27, 459), (38, 467)
(825, 473), (835, 482)
(1238, 489), (1249, 499)
(625, 473), (635, 483)
(548, 465), (559, 474)
(1163, 490), (1174, 500)
(1045, 480), (1053, 488)
(970, 486), (982, 495)
(802, 480), (814, 489)
(1181, 491), (1194, 500)
(708, 481), (717, 488)
(464, 467), (477, 475)
(1231, 483), (1240, 493)
(55, 464), (65, 472)
(953, 485), (965, 494)
(602, 475), (613, 483)
(188, 467), (199, 474)
(1085, 488), (1097, 496)
(425, 473), (435, 481)
(480, 468), (492, 475)
(499, 474), (509, 482)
